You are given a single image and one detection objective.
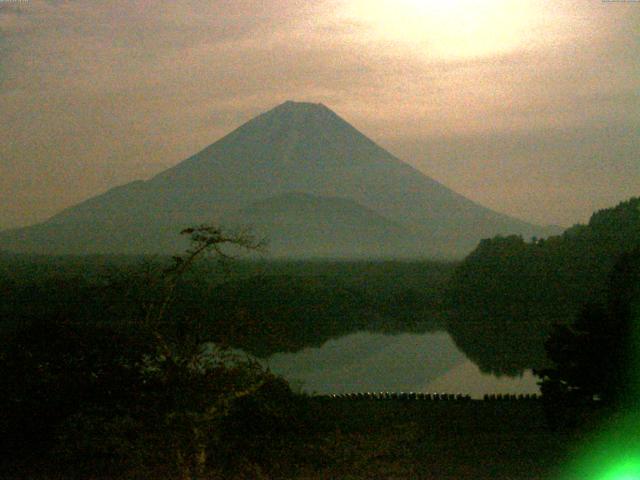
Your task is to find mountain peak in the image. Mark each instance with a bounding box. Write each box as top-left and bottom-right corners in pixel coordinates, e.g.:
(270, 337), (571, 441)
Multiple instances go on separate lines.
(0, 101), (551, 257)
(264, 100), (334, 121)
(278, 100), (328, 110)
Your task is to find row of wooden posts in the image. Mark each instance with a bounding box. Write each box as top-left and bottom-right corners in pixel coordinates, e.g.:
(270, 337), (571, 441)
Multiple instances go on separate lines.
(318, 392), (541, 401)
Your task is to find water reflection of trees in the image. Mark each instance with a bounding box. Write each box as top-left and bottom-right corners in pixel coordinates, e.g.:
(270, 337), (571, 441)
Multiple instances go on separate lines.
(2, 198), (638, 378)
(446, 198), (640, 376)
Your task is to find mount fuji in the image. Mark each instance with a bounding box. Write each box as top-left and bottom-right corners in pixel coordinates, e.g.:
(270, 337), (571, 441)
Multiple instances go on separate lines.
(0, 101), (559, 258)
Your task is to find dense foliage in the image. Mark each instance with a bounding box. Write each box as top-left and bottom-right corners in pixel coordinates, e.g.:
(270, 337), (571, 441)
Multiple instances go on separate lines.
(2, 198), (639, 477)
(537, 249), (640, 409)
(0, 314), (308, 478)
(0, 227), (315, 479)
(446, 197), (640, 374)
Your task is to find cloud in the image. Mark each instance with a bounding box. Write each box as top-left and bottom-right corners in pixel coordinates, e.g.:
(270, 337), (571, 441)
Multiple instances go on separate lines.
(0, 0), (638, 228)
(389, 122), (640, 227)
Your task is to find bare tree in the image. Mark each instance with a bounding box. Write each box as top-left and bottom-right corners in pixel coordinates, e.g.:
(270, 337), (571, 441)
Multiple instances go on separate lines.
(149, 225), (267, 327)
(139, 225), (270, 479)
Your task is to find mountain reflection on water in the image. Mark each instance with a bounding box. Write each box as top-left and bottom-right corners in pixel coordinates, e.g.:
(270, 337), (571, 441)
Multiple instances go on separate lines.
(265, 332), (540, 398)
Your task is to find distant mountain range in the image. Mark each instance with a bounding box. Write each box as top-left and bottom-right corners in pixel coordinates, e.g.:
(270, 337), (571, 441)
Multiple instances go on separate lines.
(0, 101), (561, 258)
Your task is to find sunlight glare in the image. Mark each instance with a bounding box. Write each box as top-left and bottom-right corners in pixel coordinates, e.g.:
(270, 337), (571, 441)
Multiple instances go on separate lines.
(341, 0), (542, 59)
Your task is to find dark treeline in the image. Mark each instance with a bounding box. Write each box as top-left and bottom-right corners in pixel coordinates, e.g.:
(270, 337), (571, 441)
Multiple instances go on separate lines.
(2, 199), (639, 477)
(0, 255), (454, 358)
(3, 198), (639, 374)
(0, 239), (462, 478)
(0, 229), (343, 478)
(536, 248), (640, 429)
(446, 197), (640, 375)
(3, 198), (639, 376)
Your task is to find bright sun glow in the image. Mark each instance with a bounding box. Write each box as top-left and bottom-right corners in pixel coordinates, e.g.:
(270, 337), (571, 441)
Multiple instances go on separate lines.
(598, 458), (640, 480)
(341, 0), (543, 59)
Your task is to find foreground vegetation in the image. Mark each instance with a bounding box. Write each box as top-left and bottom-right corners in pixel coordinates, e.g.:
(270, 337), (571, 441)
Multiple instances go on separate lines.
(0, 226), (460, 478)
(0, 381), (591, 480)
(1, 198), (639, 478)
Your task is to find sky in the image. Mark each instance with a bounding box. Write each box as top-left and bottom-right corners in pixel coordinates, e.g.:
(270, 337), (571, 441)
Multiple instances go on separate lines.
(1, 0), (638, 230)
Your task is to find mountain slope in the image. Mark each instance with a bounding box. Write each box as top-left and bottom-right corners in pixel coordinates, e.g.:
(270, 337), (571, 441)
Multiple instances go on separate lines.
(0, 101), (557, 257)
(223, 192), (418, 258)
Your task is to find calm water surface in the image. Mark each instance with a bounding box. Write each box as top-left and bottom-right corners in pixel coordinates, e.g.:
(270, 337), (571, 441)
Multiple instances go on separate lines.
(265, 331), (539, 399)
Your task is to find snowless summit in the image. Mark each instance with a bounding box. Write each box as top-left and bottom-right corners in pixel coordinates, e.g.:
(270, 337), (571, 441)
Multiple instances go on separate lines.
(0, 101), (557, 257)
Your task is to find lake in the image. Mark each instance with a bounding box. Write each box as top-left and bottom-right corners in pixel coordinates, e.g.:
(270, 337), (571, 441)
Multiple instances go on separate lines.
(265, 331), (540, 399)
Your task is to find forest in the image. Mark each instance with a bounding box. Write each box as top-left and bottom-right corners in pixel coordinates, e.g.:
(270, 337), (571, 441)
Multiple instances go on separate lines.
(447, 197), (640, 374)
(1, 197), (639, 478)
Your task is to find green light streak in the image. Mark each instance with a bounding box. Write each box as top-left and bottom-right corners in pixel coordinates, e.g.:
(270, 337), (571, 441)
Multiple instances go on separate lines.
(557, 411), (640, 480)
(559, 303), (640, 480)
(598, 456), (640, 480)
(600, 459), (640, 480)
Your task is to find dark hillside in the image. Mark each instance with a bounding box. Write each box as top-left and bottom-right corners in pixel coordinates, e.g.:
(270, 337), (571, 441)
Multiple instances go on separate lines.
(446, 197), (640, 374)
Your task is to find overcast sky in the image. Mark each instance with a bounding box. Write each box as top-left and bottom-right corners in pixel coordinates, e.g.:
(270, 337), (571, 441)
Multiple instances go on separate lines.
(1, 0), (638, 229)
